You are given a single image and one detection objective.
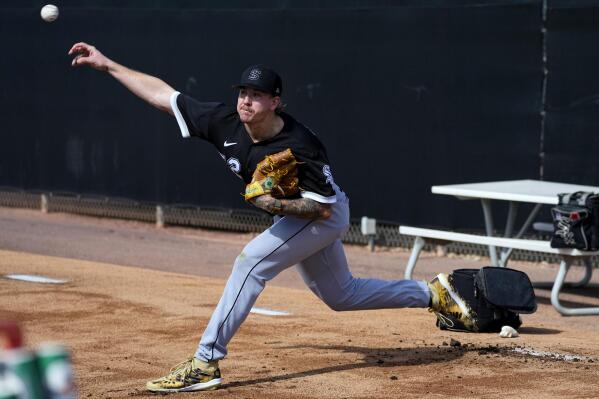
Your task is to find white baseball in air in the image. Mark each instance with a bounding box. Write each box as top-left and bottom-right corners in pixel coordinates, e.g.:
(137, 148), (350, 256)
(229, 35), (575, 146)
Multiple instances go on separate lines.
(41, 4), (59, 22)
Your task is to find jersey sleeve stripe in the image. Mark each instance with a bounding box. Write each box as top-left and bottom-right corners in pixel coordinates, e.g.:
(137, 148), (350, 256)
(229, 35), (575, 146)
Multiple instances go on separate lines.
(170, 91), (190, 138)
(300, 191), (337, 204)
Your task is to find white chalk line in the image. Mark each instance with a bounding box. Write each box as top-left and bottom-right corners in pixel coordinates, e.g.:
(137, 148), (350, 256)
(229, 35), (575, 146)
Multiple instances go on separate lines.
(250, 307), (291, 316)
(4, 274), (68, 284)
(5, 275), (290, 315)
(512, 347), (593, 362)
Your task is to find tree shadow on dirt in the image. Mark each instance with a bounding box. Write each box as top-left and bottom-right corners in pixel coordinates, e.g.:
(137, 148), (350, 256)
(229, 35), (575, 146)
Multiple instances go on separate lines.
(220, 345), (465, 389)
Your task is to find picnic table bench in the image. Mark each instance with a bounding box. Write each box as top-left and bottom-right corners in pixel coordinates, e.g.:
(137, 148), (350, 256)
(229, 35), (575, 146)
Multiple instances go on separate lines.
(400, 179), (599, 316)
(399, 226), (599, 316)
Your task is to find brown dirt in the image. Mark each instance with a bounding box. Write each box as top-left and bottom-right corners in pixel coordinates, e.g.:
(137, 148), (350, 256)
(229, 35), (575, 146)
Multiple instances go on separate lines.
(2, 207), (599, 398)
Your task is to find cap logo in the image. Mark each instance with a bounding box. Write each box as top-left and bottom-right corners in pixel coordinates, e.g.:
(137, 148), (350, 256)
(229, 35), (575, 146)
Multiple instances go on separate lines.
(248, 69), (262, 80)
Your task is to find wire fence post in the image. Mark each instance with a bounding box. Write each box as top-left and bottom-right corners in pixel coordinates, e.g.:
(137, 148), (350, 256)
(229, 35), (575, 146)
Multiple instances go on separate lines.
(156, 205), (164, 228)
(41, 194), (49, 214)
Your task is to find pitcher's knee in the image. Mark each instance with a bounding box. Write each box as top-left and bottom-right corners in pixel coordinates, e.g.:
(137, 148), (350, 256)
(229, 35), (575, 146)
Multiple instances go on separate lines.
(322, 296), (352, 312)
(314, 279), (357, 311)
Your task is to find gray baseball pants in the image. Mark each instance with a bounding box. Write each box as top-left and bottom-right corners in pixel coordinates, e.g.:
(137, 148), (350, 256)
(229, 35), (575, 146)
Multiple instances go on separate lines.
(195, 189), (430, 362)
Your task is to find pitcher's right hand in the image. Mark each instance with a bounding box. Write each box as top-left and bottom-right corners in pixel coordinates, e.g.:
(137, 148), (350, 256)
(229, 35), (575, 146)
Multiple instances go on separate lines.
(68, 42), (110, 71)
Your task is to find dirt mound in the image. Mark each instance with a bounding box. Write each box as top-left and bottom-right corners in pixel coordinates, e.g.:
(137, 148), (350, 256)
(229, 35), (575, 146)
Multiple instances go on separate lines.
(2, 249), (599, 398)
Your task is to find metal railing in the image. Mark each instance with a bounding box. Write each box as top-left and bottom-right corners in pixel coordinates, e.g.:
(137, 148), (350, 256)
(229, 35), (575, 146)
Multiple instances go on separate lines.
(0, 187), (595, 266)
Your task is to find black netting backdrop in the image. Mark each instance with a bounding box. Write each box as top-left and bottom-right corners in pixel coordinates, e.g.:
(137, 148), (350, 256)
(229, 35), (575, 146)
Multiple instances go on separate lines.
(0, 1), (545, 231)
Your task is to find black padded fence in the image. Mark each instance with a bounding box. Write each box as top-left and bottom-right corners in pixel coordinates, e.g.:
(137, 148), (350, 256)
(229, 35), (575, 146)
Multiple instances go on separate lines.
(542, 0), (599, 186)
(1, 0), (544, 230)
(1, 1), (598, 264)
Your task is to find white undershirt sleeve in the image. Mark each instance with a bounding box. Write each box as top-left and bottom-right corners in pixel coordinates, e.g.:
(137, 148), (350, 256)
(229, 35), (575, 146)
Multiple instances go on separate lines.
(170, 91), (191, 138)
(300, 191), (337, 204)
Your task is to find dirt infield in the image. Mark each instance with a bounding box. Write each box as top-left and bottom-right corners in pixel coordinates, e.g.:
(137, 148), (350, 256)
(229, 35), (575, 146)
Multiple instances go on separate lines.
(2, 208), (599, 398)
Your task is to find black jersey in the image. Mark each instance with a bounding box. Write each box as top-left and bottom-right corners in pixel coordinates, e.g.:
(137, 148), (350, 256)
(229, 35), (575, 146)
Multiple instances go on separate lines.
(171, 92), (339, 203)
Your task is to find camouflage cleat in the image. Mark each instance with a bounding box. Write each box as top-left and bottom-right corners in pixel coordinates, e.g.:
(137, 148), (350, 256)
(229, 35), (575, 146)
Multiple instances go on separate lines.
(146, 357), (222, 393)
(428, 273), (475, 330)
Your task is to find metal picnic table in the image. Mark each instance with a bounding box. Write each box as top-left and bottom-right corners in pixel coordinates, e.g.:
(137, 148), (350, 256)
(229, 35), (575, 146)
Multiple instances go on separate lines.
(431, 179), (599, 267)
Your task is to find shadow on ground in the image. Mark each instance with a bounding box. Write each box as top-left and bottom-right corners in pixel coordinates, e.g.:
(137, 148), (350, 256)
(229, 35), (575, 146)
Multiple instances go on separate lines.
(517, 326), (561, 335)
(221, 345), (465, 389)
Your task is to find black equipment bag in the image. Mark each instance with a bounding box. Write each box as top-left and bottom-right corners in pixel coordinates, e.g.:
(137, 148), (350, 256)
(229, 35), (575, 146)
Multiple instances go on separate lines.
(435, 267), (536, 333)
(475, 267), (537, 313)
(550, 191), (599, 250)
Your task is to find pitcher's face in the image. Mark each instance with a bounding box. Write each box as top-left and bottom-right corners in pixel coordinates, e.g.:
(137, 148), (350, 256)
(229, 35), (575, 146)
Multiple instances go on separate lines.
(237, 87), (280, 123)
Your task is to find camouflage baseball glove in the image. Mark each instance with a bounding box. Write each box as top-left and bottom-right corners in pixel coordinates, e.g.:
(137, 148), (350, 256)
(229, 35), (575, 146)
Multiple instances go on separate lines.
(244, 148), (300, 200)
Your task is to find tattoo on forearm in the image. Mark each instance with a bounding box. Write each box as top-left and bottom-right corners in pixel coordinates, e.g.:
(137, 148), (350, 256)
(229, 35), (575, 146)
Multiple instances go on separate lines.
(250, 196), (331, 219)
(250, 195), (275, 212)
(280, 198), (328, 219)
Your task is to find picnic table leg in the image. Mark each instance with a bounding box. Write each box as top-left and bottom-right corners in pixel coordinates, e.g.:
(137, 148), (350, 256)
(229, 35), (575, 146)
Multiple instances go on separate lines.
(534, 258), (593, 289)
(500, 203), (542, 267)
(551, 256), (599, 316)
(404, 236), (425, 280)
(480, 199), (499, 266)
(504, 202), (519, 237)
(572, 258), (594, 288)
(499, 202), (519, 267)
(515, 203), (543, 239)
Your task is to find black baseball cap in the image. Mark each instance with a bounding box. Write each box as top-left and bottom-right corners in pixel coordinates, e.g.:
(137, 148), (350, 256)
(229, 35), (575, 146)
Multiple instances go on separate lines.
(234, 64), (282, 96)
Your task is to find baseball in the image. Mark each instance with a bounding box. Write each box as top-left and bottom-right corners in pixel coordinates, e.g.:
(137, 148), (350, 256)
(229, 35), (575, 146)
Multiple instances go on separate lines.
(499, 325), (519, 338)
(41, 4), (59, 22)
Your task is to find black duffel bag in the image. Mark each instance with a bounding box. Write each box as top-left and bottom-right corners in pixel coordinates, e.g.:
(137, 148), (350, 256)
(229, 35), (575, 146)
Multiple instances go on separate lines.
(550, 191), (599, 250)
(435, 267), (536, 333)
